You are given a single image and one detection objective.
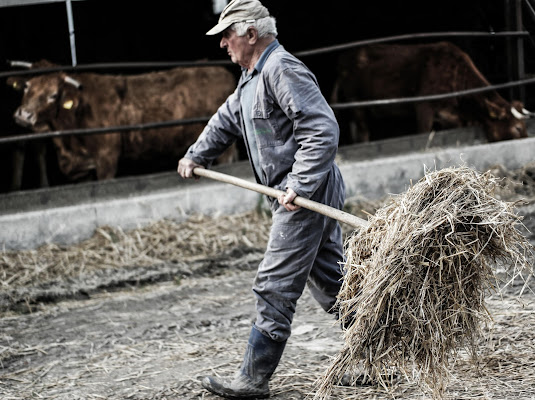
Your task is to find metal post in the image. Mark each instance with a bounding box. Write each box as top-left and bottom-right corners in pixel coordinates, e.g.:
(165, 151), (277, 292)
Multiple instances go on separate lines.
(66, 0), (77, 66)
(505, 0), (526, 101)
(505, 0), (514, 99)
(524, 0), (535, 21)
(514, 0), (526, 102)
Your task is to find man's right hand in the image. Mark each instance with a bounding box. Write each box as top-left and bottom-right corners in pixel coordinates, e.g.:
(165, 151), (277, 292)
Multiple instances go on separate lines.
(177, 157), (204, 179)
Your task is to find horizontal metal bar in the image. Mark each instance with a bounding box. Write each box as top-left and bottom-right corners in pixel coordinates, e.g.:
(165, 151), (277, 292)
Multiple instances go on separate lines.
(0, 0), (85, 7)
(330, 76), (535, 109)
(0, 31), (527, 78)
(3, 77), (535, 145)
(0, 59), (233, 79)
(295, 31), (530, 57)
(0, 116), (210, 145)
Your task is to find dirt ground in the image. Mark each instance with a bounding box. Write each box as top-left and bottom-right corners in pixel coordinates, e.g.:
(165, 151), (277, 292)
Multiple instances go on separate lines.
(1, 165), (535, 400)
(0, 251), (534, 400)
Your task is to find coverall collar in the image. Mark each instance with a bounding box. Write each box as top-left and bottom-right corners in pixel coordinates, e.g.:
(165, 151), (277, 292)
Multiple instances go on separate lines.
(242, 39), (280, 76)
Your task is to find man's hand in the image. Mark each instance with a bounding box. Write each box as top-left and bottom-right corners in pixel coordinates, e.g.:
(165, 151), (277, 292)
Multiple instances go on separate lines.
(177, 157), (204, 179)
(278, 188), (300, 211)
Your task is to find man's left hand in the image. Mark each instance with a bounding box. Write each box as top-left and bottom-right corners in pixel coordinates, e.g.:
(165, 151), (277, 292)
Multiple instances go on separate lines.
(278, 188), (300, 211)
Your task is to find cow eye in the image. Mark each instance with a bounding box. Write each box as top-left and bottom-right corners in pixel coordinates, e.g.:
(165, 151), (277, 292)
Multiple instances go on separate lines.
(47, 93), (58, 103)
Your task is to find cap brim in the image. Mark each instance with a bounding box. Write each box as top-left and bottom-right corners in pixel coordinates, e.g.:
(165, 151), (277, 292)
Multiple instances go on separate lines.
(206, 21), (232, 35)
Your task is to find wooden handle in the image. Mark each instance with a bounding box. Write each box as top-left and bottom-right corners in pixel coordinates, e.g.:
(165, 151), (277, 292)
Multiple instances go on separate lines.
(193, 167), (369, 229)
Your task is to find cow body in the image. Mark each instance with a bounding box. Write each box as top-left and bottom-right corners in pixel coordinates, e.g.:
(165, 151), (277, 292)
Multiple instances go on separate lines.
(332, 41), (528, 143)
(8, 62), (237, 182)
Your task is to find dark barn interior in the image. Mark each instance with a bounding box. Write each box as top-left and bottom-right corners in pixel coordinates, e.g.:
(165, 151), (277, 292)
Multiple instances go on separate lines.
(0, 0), (533, 192)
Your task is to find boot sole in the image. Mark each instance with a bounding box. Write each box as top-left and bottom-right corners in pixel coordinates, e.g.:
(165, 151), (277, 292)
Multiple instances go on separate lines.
(201, 377), (270, 399)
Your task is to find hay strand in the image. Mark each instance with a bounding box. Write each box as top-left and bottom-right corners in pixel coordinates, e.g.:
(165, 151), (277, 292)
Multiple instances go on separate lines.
(315, 166), (533, 400)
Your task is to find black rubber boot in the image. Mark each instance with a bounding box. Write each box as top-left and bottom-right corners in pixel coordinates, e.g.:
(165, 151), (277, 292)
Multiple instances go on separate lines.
(201, 325), (287, 399)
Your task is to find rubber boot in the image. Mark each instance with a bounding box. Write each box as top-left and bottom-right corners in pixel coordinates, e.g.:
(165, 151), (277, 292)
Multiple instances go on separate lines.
(201, 325), (287, 399)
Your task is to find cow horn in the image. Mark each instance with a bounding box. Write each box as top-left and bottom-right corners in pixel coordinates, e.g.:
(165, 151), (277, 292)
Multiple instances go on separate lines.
(522, 107), (534, 118)
(511, 106), (527, 120)
(8, 60), (33, 69)
(64, 76), (82, 89)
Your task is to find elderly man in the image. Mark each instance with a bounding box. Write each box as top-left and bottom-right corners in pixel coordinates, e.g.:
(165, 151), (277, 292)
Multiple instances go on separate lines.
(177, 0), (346, 398)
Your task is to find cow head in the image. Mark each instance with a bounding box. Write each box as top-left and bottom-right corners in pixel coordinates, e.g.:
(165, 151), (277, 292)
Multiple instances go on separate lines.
(6, 64), (98, 181)
(7, 72), (83, 133)
(483, 98), (528, 142)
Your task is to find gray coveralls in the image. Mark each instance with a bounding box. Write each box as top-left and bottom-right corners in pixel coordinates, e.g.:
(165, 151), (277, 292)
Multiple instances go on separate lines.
(185, 40), (345, 342)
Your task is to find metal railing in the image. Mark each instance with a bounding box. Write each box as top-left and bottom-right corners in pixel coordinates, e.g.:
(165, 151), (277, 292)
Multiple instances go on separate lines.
(0, 30), (532, 146)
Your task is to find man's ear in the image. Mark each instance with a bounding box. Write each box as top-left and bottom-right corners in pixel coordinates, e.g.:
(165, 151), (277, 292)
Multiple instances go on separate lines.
(247, 27), (258, 43)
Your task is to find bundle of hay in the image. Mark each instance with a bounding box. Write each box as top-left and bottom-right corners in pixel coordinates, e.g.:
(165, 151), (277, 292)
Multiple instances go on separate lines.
(316, 166), (533, 399)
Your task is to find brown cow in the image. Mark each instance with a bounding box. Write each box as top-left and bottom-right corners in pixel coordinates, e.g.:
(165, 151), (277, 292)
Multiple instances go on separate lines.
(331, 41), (529, 143)
(7, 60), (237, 182)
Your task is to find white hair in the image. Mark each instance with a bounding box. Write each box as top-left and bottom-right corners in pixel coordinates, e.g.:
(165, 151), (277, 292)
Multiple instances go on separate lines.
(232, 16), (278, 38)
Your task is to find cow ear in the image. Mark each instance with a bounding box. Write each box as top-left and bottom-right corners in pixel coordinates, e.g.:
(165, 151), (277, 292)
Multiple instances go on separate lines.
(484, 98), (506, 119)
(59, 75), (81, 111)
(7, 76), (26, 91)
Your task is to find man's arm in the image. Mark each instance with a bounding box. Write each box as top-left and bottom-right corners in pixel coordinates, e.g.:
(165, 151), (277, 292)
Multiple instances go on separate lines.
(183, 89), (243, 168)
(273, 64), (339, 199)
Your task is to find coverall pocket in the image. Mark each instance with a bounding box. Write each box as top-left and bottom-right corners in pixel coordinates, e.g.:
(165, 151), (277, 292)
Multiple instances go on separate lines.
(252, 102), (283, 148)
(267, 220), (311, 253)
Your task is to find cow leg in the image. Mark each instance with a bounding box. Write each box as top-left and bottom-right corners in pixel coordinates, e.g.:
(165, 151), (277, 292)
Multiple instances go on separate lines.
(415, 103), (435, 133)
(95, 158), (119, 179)
(93, 134), (122, 180)
(10, 143), (25, 191)
(34, 141), (49, 187)
(353, 109), (370, 142)
(92, 148), (120, 180)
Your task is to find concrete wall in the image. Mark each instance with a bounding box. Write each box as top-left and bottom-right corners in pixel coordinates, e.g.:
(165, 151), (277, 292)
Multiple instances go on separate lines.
(1, 130), (534, 250)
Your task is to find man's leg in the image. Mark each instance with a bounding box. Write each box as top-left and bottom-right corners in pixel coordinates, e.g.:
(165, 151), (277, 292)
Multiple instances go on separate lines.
(307, 221), (344, 313)
(202, 205), (331, 399)
(201, 167), (345, 398)
(253, 204), (337, 341)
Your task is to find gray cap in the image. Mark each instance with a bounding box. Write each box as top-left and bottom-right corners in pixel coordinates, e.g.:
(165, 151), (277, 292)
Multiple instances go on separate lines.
(206, 0), (270, 35)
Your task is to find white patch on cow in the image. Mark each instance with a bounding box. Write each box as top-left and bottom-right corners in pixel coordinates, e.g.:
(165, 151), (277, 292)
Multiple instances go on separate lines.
(47, 94), (58, 104)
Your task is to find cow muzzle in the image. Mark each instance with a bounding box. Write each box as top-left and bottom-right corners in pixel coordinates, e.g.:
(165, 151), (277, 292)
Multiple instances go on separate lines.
(512, 121), (528, 139)
(13, 107), (37, 128)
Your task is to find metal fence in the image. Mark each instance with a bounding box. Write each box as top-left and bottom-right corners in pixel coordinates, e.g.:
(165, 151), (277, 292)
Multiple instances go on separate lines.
(0, 30), (533, 146)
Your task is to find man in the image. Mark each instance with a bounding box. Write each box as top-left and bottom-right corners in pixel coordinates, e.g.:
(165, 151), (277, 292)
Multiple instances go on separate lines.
(177, 0), (346, 398)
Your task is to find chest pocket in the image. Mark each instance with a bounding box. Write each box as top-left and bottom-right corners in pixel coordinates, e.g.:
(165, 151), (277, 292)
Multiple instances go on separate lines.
(252, 99), (283, 148)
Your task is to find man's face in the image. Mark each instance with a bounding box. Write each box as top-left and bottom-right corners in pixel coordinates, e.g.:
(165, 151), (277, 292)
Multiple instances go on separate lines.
(220, 28), (251, 68)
